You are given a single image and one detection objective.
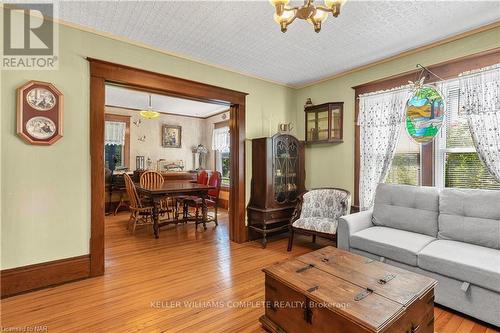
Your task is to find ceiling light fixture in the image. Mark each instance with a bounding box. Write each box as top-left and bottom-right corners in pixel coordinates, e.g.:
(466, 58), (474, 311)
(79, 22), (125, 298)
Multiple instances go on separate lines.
(140, 94), (160, 119)
(270, 0), (346, 33)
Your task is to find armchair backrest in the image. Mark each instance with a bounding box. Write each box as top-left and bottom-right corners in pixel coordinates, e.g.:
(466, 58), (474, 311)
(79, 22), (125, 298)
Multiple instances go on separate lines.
(300, 188), (351, 220)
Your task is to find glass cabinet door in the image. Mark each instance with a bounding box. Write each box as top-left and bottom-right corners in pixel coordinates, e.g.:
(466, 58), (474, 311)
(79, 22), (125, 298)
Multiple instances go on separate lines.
(286, 138), (298, 202)
(273, 135), (299, 204)
(317, 110), (329, 141)
(330, 107), (341, 140)
(306, 111), (316, 142)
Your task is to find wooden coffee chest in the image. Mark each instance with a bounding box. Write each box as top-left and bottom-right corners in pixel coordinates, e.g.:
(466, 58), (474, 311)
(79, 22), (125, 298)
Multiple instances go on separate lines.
(260, 246), (437, 333)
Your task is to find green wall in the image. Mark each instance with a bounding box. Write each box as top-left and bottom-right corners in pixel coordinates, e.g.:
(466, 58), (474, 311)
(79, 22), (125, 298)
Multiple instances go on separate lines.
(294, 27), (500, 197)
(1, 19), (295, 269)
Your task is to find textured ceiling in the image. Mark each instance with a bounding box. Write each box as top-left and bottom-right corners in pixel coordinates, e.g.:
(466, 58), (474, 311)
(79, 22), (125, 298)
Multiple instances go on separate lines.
(105, 85), (228, 117)
(48, 1), (500, 86)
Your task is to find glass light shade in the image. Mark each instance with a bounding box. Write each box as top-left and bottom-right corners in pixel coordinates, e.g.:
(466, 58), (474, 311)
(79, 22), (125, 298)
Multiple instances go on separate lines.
(274, 10), (295, 24)
(269, 0), (290, 6)
(311, 9), (328, 23)
(140, 109), (160, 119)
(324, 0), (347, 8)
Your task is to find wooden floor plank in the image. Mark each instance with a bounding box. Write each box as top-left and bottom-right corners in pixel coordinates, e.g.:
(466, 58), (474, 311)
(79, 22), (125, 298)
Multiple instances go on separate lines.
(1, 210), (498, 333)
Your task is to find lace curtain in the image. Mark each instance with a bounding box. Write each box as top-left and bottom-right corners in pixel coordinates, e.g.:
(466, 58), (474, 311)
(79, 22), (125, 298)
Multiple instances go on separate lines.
(459, 65), (500, 182)
(104, 121), (126, 146)
(358, 89), (411, 210)
(212, 126), (230, 152)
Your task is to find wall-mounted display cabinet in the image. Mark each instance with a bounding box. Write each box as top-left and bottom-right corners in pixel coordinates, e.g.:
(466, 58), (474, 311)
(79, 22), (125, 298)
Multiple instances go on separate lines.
(305, 102), (343, 144)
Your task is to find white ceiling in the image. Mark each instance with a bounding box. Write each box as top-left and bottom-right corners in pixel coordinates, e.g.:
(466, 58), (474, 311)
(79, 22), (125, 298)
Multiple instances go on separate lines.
(105, 85), (229, 117)
(51, 1), (500, 86)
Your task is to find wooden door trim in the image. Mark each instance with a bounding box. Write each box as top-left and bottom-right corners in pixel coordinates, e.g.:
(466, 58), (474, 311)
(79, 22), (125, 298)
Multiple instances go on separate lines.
(89, 58), (248, 277)
(352, 48), (500, 209)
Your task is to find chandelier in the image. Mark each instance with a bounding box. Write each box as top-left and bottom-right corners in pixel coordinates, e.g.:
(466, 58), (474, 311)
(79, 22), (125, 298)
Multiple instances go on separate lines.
(270, 0), (346, 33)
(140, 93), (160, 119)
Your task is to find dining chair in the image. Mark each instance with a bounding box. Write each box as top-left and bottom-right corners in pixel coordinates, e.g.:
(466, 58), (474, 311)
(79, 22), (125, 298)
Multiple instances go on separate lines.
(177, 170), (209, 219)
(186, 171), (221, 229)
(140, 171), (164, 188)
(123, 173), (153, 233)
(140, 171), (173, 219)
(287, 188), (351, 251)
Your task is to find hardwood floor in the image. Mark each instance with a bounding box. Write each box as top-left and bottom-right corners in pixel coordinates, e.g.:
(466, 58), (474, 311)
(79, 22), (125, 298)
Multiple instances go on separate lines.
(1, 210), (498, 333)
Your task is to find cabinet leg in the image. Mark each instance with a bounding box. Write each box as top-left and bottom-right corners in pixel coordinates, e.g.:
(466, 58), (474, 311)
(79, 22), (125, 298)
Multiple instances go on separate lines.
(261, 235), (267, 249)
(312, 235), (316, 243)
(287, 229), (294, 252)
(261, 225), (267, 248)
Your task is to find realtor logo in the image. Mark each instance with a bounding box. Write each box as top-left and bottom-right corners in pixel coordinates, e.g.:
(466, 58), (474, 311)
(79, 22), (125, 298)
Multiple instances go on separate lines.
(2, 2), (58, 70)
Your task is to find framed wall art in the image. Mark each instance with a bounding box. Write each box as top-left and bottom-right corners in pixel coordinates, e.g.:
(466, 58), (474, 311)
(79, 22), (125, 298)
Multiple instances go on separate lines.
(17, 80), (63, 145)
(162, 124), (182, 148)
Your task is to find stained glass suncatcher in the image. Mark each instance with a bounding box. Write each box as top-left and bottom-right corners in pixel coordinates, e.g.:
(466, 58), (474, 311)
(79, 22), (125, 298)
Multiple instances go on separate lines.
(405, 85), (445, 144)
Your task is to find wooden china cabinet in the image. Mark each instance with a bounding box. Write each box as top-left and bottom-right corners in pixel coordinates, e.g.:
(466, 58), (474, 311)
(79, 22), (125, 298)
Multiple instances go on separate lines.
(305, 102), (343, 144)
(247, 133), (305, 248)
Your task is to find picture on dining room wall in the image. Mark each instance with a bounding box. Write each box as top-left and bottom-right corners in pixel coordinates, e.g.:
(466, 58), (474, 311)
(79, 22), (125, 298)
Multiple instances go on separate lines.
(162, 124), (182, 148)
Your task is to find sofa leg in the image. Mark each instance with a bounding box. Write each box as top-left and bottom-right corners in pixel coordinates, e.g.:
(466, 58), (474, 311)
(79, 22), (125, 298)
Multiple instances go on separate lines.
(287, 229), (294, 252)
(312, 235), (316, 243)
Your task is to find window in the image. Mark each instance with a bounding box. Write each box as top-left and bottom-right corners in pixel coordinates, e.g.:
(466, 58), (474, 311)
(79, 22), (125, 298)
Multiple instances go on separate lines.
(212, 123), (230, 187)
(435, 81), (500, 190)
(215, 150), (231, 187)
(104, 114), (130, 170)
(386, 80), (499, 190)
(386, 126), (421, 186)
(105, 143), (125, 169)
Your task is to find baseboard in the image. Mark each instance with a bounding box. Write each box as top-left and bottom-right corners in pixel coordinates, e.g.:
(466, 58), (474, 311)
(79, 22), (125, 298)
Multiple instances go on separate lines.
(1, 255), (91, 298)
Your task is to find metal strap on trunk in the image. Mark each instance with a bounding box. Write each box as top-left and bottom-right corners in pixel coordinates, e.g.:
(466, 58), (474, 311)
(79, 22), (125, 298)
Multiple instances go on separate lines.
(354, 288), (374, 301)
(378, 273), (396, 285)
(296, 264), (315, 273)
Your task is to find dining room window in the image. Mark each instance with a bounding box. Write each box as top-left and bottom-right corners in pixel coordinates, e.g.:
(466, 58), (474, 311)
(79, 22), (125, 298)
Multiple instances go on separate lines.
(104, 114), (130, 170)
(212, 122), (230, 187)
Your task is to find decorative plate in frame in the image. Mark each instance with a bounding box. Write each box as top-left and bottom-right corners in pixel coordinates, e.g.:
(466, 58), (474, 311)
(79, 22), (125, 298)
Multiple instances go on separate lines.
(405, 84), (444, 145)
(17, 81), (63, 145)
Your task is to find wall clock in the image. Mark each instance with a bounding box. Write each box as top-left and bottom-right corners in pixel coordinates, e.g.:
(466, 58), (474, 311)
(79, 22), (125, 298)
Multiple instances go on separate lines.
(17, 81), (63, 145)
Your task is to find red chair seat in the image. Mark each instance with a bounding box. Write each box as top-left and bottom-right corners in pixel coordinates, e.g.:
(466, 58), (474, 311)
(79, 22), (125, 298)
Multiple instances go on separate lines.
(191, 197), (216, 207)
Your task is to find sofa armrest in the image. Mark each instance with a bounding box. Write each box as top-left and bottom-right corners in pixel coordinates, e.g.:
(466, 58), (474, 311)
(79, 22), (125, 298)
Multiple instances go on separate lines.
(337, 209), (373, 251)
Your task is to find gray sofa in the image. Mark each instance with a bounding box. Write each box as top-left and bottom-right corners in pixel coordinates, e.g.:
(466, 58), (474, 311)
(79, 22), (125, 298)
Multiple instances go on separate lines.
(338, 184), (500, 327)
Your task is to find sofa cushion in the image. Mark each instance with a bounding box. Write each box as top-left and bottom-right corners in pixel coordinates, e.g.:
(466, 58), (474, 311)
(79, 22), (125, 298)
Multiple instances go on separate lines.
(438, 188), (500, 249)
(350, 226), (436, 266)
(373, 184), (439, 237)
(418, 240), (500, 293)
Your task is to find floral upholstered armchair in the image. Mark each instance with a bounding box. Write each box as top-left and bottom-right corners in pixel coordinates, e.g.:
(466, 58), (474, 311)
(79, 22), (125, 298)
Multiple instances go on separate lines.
(287, 188), (351, 251)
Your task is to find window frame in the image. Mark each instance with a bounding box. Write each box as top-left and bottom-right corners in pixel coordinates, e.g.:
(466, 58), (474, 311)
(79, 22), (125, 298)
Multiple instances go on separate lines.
(104, 113), (131, 169)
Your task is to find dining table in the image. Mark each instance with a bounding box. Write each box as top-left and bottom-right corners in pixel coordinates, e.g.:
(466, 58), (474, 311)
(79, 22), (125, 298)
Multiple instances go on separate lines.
(135, 182), (215, 238)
